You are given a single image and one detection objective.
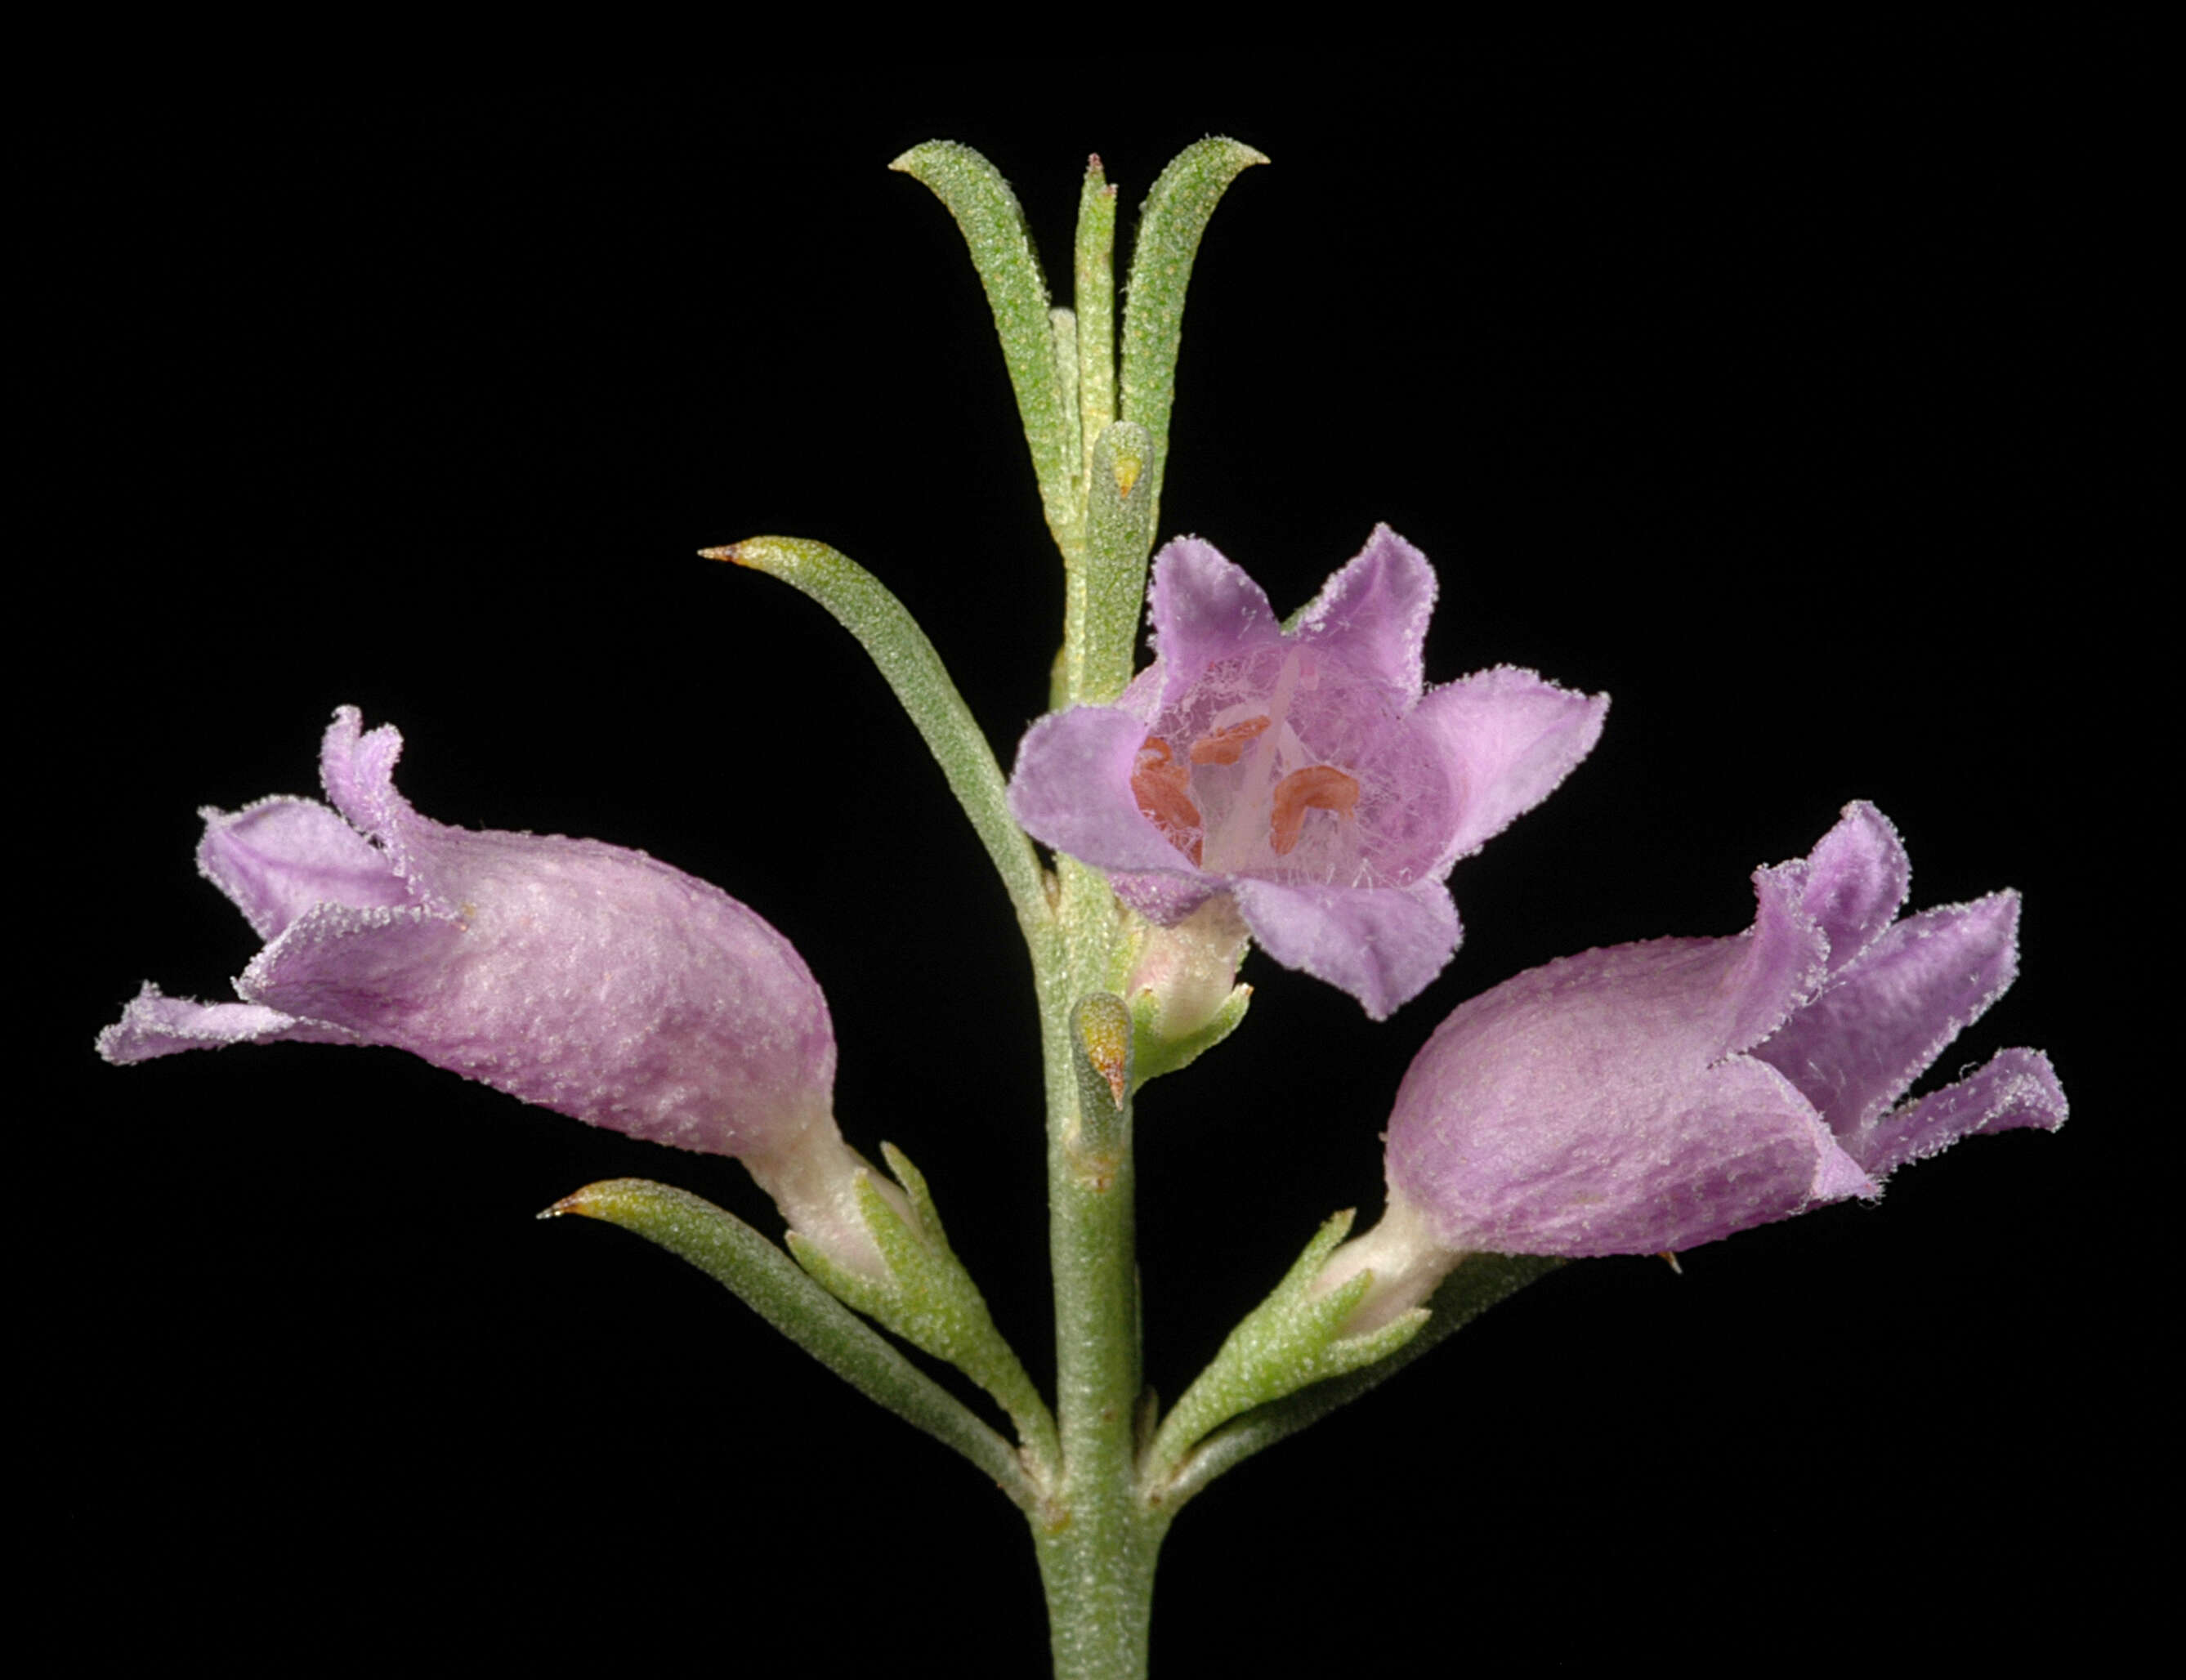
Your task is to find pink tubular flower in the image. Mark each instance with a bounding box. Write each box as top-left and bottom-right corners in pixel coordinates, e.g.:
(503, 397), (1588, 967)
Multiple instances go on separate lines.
(1006, 528), (1607, 1017)
(1325, 802), (2066, 1323)
(100, 708), (883, 1267)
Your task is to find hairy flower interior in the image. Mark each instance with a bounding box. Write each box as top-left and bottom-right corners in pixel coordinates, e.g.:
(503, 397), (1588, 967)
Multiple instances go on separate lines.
(1129, 646), (1446, 887)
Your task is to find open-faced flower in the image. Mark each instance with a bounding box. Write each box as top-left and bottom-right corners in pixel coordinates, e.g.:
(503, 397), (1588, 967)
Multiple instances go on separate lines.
(1321, 802), (2066, 1327)
(1007, 528), (1607, 1017)
(99, 707), (887, 1270)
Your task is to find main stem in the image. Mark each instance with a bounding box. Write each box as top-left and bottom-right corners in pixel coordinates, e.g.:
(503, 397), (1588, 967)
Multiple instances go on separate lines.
(1033, 859), (1169, 1678)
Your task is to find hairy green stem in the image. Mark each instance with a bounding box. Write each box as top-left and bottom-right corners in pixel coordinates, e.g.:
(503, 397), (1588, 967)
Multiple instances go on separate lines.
(1030, 862), (1167, 1678)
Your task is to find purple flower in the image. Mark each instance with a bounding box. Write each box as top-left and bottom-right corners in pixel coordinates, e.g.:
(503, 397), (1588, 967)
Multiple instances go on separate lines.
(101, 708), (882, 1264)
(1007, 528), (1607, 1017)
(1382, 802), (2066, 1260)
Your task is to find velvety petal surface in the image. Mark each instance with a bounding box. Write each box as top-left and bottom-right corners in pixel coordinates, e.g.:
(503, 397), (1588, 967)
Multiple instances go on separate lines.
(1290, 525), (1436, 698)
(1232, 877), (1460, 1021)
(1410, 667), (1609, 866)
(1007, 705), (1198, 876)
(197, 796), (410, 940)
(1381, 803), (2059, 1261)
(1107, 869), (1223, 926)
(97, 983), (360, 1062)
(1795, 801), (1910, 977)
(1005, 530), (1605, 1012)
(1724, 861), (1832, 1054)
(104, 708), (841, 1172)
(1844, 1045), (2066, 1177)
(1753, 892), (2020, 1136)
(1144, 536), (1281, 682)
(1384, 935), (1870, 1255)
(320, 708), (418, 867)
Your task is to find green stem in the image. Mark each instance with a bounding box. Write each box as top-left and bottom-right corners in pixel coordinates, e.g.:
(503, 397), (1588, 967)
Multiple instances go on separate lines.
(1030, 863), (1167, 1678)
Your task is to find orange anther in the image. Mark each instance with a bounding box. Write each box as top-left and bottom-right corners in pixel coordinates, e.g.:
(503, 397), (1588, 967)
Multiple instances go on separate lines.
(1268, 765), (1361, 856)
(1132, 737), (1204, 865)
(1187, 715), (1274, 766)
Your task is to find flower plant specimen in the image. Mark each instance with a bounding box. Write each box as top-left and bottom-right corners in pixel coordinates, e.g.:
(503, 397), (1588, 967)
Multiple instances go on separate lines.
(98, 138), (2064, 1680)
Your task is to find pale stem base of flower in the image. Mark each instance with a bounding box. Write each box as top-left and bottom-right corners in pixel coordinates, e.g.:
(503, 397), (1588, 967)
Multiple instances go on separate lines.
(1310, 1188), (1466, 1336)
(1124, 894), (1249, 1039)
(744, 1115), (910, 1279)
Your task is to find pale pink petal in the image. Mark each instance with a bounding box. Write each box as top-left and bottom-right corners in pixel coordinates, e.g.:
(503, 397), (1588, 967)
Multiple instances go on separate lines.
(1232, 877), (1460, 1021)
(1411, 667), (1608, 866)
(1754, 892), (2020, 1135)
(1107, 869), (1223, 927)
(1290, 524), (1437, 698)
(104, 708), (839, 1168)
(1796, 800), (1911, 976)
(196, 796), (409, 941)
(1007, 705), (1196, 876)
(319, 706), (412, 845)
(1005, 533), (1603, 1013)
(1388, 958), (1865, 1255)
(1144, 536), (1281, 685)
(1845, 1045), (2066, 1177)
(96, 982), (360, 1063)
(1380, 806), (2051, 1261)
(1723, 860), (1831, 1055)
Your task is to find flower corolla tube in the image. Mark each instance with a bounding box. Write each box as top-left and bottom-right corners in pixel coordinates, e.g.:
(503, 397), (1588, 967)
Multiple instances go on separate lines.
(1323, 802), (2067, 1326)
(99, 707), (883, 1267)
(1007, 527), (1607, 1017)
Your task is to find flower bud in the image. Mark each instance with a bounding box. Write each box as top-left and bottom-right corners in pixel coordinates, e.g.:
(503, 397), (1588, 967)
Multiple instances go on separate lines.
(1323, 803), (2066, 1327)
(99, 707), (888, 1272)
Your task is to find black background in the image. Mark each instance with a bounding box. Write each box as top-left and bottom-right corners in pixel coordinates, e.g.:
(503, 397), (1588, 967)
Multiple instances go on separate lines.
(35, 50), (2143, 1672)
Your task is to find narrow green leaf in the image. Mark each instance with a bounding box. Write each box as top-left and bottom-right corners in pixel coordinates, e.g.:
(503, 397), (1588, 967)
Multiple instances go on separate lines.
(1079, 420), (1156, 703)
(1119, 137), (1267, 538)
(1156, 1253), (1567, 1509)
(789, 1146), (1061, 1477)
(1073, 157), (1118, 483)
(1142, 1209), (1431, 1495)
(1049, 306), (1083, 495)
(706, 538), (1052, 945)
(891, 141), (1081, 562)
(542, 1177), (1040, 1511)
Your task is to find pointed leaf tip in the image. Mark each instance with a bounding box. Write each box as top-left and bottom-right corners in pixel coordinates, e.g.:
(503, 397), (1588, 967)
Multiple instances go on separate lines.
(886, 141), (950, 174)
(1075, 993), (1133, 1107)
(539, 1185), (607, 1219)
(699, 543), (749, 565)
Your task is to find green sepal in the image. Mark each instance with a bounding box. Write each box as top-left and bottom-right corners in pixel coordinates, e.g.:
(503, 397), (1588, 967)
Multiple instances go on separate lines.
(1157, 1252), (1566, 1509)
(706, 537), (1051, 947)
(1076, 421), (1156, 704)
(541, 1177), (1040, 1511)
(789, 1145), (1060, 1476)
(1127, 980), (1252, 1087)
(1142, 1209), (1427, 1494)
(1120, 137), (1267, 539)
(891, 141), (1081, 563)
